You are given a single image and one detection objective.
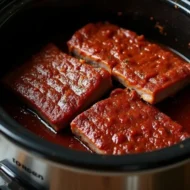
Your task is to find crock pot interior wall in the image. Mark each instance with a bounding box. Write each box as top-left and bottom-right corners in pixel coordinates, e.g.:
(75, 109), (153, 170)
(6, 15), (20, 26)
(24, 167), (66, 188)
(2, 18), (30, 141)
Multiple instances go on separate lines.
(0, 0), (189, 79)
(0, 0), (190, 173)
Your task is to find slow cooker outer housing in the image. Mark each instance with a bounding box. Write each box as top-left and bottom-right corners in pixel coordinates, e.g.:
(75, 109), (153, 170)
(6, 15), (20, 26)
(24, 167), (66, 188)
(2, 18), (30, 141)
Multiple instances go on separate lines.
(0, 0), (190, 189)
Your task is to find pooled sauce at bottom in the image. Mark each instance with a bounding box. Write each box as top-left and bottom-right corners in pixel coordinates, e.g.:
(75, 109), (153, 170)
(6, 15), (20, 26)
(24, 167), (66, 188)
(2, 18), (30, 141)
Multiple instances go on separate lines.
(1, 85), (190, 152)
(1, 89), (88, 152)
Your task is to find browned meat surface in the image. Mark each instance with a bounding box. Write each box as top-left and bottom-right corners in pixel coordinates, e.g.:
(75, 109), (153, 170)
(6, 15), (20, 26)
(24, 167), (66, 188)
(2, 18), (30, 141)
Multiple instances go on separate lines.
(3, 44), (112, 132)
(71, 88), (189, 155)
(67, 22), (190, 104)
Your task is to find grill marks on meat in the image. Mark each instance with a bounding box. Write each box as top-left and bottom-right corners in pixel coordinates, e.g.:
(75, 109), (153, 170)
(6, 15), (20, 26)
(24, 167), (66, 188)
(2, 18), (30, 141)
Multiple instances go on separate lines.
(3, 44), (112, 132)
(2, 22), (190, 154)
(71, 89), (189, 155)
(67, 22), (190, 104)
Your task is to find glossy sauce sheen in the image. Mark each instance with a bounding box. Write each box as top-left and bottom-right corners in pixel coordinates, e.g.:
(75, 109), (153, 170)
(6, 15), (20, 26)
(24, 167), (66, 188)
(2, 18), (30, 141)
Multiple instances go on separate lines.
(1, 22), (190, 153)
(1, 85), (190, 152)
(71, 89), (189, 154)
(1, 89), (88, 151)
(68, 22), (190, 85)
(3, 43), (112, 132)
(68, 22), (190, 104)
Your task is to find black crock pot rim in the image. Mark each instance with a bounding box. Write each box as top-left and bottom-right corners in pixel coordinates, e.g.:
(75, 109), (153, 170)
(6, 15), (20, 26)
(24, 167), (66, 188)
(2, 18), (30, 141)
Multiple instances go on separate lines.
(1, 106), (190, 173)
(0, 0), (190, 172)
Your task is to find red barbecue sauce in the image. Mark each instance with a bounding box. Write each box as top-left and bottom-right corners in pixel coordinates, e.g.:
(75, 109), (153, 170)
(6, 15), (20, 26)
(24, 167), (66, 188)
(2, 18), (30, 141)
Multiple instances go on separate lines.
(1, 85), (190, 153)
(68, 22), (190, 92)
(71, 89), (189, 154)
(1, 22), (190, 153)
(1, 89), (88, 151)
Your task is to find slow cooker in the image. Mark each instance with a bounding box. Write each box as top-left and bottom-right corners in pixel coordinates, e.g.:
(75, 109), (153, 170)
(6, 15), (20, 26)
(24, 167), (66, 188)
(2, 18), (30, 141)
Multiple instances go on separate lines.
(0, 0), (190, 189)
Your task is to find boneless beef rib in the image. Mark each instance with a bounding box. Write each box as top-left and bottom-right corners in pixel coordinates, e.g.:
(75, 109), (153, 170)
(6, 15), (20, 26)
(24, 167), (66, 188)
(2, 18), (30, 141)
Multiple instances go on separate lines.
(3, 44), (112, 132)
(71, 89), (189, 155)
(68, 22), (190, 104)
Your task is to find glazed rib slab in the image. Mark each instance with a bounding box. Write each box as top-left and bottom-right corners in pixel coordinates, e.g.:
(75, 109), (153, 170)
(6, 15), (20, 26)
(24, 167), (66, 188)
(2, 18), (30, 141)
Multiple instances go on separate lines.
(68, 22), (190, 104)
(3, 44), (112, 132)
(71, 88), (189, 155)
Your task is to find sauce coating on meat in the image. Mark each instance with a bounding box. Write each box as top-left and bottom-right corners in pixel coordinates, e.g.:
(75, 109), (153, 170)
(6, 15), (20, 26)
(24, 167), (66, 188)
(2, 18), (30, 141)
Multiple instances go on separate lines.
(68, 22), (190, 104)
(1, 22), (190, 155)
(71, 89), (189, 155)
(3, 44), (112, 132)
(68, 23), (120, 72)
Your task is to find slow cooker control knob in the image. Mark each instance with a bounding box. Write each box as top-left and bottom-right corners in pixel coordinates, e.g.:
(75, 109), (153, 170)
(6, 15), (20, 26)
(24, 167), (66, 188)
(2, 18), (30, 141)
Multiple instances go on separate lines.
(0, 162), (26, 190)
